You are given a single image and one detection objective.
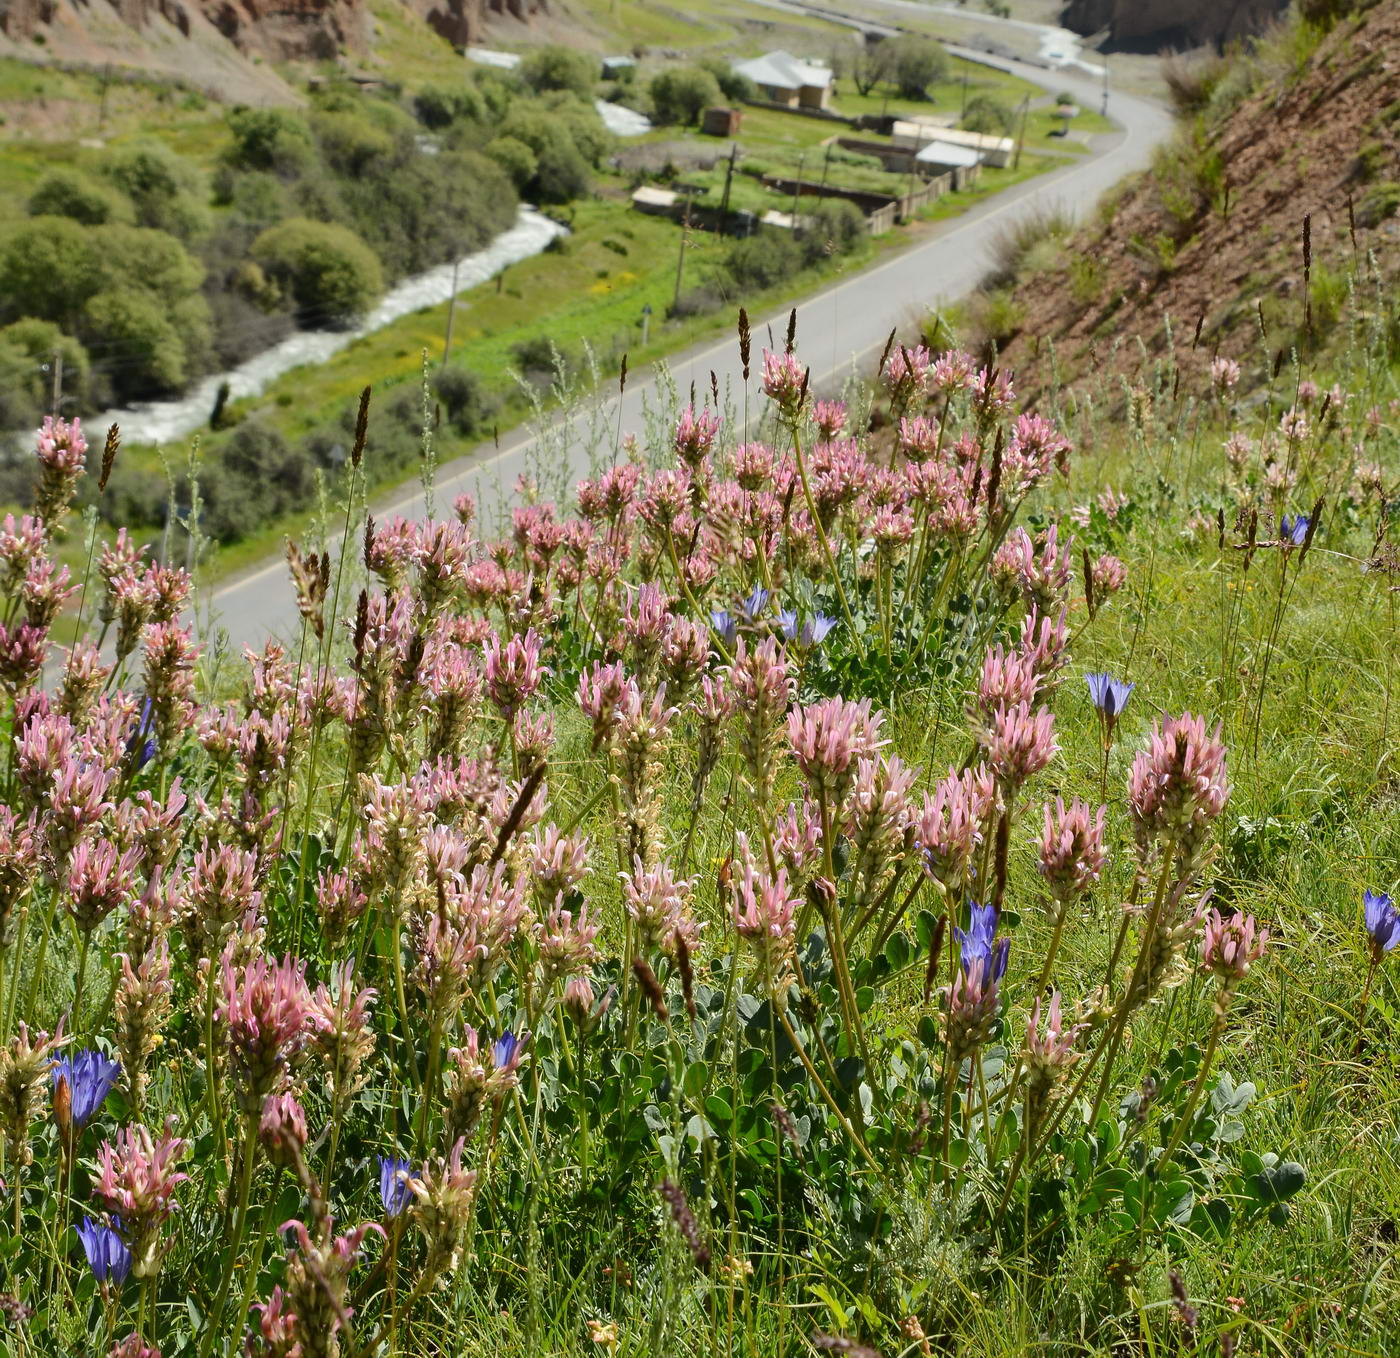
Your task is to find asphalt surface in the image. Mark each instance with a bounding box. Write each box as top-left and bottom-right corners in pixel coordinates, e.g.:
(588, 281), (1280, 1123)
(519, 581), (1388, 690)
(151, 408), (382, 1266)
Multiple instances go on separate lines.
(199, 52), (1172, 657)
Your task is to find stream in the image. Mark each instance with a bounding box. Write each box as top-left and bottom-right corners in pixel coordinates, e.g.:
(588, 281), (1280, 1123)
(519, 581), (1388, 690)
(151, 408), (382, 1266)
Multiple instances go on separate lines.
(94, 207), (567, 447)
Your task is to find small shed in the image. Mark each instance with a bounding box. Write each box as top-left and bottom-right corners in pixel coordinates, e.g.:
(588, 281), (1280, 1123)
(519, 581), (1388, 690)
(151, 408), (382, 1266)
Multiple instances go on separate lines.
(702, 106), (743, 137)
(602, 56), (636, 79)
(760, 209), (811, 231)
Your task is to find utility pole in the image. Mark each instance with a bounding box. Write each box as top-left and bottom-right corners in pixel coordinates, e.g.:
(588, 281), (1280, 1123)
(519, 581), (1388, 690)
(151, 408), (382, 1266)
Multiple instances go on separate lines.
(719, 143), (737, 236)
(819, 142), (832, 192)
(790, 151), (806, 226)
(1101, 55), (1110, 117)
(672, 190), (693, 312)
(50, 349), (63, 417)
(441, 258), (461, 368)
(640, 303), (652, 347)
(960, 67), (969, 119)
(1013, 96), (1030, 170)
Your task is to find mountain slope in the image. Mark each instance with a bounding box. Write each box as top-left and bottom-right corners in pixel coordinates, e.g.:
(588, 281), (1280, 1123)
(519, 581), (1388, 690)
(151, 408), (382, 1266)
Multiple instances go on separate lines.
(989, 0), (1400, 402)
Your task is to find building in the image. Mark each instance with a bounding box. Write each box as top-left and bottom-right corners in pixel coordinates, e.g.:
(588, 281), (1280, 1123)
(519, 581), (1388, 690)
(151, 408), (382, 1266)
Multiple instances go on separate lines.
(914, 140), (983, 189)
(891, 120), (1015, 168)
(701, 106), (743, 137)
(732, 50), (834, 110)
(601, 56), (636, 79)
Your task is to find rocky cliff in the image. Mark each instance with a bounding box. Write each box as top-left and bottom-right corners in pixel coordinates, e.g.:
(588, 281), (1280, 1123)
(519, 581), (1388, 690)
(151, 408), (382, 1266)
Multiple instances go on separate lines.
(1062, 0), (1289, 50)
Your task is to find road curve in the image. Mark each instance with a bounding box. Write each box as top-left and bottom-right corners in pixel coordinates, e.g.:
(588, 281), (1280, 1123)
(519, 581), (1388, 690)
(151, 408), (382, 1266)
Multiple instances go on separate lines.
(202, 52), (1172, 655)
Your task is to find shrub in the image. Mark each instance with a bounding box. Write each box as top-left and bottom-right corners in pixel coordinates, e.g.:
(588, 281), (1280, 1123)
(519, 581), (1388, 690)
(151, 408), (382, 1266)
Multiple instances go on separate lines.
(723, 230), (803, 291)
(81, 289), (190, 395)
(890, 35), (949, 99)
(102, 141), (208, 240)
(96, 224), (206, 308)
(27, 169), (131, 226)
(0, 216), (102, 327)
(413, 83), (486, 129)
(0, 320), (91, 430)
(982, 203), (1072, 288)
(486, 136), (540, 191)
(963, 94), (1015, 135)
(223, 106), (317, 175)
(649, 67), (723, 126)
(252, 218), (384, 326)
(799, 198), (867, 263)
(197, 417), (316, 542)
(699, 57), (755, 104)
(433, 365), (496, 436)
(519, 46), (597, 100)
(1161, 50), (1229, 115)
(310, 109), (398, 178)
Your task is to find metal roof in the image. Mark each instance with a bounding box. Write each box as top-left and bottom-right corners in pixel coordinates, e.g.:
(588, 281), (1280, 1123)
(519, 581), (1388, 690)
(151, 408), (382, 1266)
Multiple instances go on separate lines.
(913, 140), (985, 168)
(732, 50), (833, 92)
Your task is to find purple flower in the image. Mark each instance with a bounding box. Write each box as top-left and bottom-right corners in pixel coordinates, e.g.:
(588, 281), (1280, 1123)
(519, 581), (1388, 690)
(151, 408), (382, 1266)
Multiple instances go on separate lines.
(378, 1155), (416, 1218)
(1364, 888), (1400, 959)
(1280, 513), (1310, 547)
(52, 1049), (121, 1128)
(492, 1031), (519, 1069)
(709, 609), (737, 648)
(1086, 672), (1134, 720)
(777, 608), (799, 640)
(738, 586), (770, 624)
(802, 613), (837, 647)
(954, 902), (1008, 981)
(126, 697), (156, 768)
(75, 1217), (131, 1285)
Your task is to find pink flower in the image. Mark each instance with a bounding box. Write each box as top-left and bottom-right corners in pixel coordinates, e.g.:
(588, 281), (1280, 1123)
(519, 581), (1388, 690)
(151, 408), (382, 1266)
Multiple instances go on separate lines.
(92, 1124), (188, 1277)
(773, 799), (823, 882)
(622, 857), (700, 955)
(217, 953), (314, 1113)
(538, 899), (601, 982)
(980, 701), (1059, 792)
(786, 695), (884, 807)
(976, 644), (1040, 720)
(66, 837), (141, 934)
(917, 764), (994, 891)
(929, 350), (976, 396)
(731, 846), (800, 978)
(674, 405), (721, 466)
(1091, 553), (1127, 601)
(883, 343), (931, 401)
(1199, 908), (1267, 982)
(1210, 356), (1241, 397)
(1023, 991), (1083, 1097)
(1037, 797), (1107, 902)
(1128, 712), (1230, 852)
(483, 628), (545, 720)
(812, 399), (848, 438)
(761, 349), (807, 416)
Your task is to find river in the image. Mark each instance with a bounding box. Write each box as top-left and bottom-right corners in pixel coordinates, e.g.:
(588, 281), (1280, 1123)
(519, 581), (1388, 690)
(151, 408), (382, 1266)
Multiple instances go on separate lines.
(94, 207), (567, 447)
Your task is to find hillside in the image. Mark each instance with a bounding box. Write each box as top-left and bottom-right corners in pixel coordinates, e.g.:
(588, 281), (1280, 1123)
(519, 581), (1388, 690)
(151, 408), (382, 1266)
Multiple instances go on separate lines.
(983, 0), (1400, 405)
(0, 0), (541, 101)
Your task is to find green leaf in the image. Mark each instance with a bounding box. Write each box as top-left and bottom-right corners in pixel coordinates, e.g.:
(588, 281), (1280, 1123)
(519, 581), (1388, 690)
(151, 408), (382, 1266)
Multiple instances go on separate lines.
(884, 932), (912, 970)
(1255, 1161), (1307, 1203)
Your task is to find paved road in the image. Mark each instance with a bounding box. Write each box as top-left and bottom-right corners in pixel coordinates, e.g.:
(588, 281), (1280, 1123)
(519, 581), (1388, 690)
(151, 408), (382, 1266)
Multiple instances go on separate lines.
(201, 52), (1172, 656)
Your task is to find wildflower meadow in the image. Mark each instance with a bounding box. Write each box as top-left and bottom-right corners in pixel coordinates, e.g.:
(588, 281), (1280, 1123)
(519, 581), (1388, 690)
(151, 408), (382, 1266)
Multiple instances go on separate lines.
(0, 273), (1396, 1358)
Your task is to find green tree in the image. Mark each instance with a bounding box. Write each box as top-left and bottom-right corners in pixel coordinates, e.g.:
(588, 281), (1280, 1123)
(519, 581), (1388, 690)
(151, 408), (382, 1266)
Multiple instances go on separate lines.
(649, 67), (723, 125)
(252, 218), (384, 326)
(963, 93), (1014, 134)
(102, 141), (208, 239)
(413, 83), (486, 130)
(699, 57), (756, 104)
(891, 35), (950, 99)
(27, 169), (131, 226)
(519, 46), (597, 99)
(224, 106), (316, 175)
(95, 224), (205, 308)
(485, 136), (540, 190)
(0, 217), (102, 327)
(81, 289), (189, 395)
(0, 320), (91, 429)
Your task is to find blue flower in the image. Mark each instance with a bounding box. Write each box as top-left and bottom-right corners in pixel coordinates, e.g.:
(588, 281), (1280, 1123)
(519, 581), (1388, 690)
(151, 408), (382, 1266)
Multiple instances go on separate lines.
(802, 613), (838, 648)
(126, 697), (156, 768)
(75, 1217), (131, 1285)
(709, 609), (737, 647)
(738, 585), (770, 623)
(1086, 672), (1135, 720)
(777, 608), (799, 640)
(953, 902), (1007, 980)
(52, 1049), (121, 1129)
(378, 1155), (416, 1218)
(1280, 513), (1310, 547)
(492, 1031), (520, 1069)
(1364, 889), (1400, 957)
